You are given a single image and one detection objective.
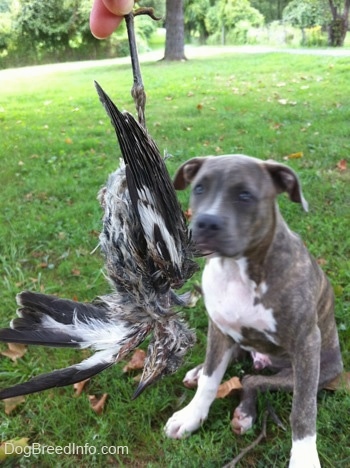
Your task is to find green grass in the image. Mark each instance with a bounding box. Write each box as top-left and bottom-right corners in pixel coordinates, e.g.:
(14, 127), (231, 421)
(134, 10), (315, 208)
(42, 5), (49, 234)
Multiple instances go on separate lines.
(0, 49), (349, 467)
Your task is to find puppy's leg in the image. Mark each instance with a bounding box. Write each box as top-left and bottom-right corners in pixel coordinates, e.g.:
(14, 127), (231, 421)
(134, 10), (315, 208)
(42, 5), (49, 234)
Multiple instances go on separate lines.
(289, 326), (322, 468)
(233, 327), (322, 468)
(183, 363), (203, 388)
(165, 321), (236, 439)
(183, 335), (248, 389)
(232, 368), (293, 435)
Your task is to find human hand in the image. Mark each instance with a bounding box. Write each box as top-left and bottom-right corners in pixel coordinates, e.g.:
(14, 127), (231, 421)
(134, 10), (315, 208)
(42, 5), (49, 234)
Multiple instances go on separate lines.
(90, 0), (134, 39)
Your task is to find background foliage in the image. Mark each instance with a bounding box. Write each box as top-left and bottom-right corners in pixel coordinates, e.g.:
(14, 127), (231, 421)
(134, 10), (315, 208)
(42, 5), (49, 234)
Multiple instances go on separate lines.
(0, 0), (349, 69)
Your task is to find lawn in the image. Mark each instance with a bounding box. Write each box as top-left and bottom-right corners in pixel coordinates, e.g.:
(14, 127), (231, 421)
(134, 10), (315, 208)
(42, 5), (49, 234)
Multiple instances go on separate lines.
(0, 48), (349, 467)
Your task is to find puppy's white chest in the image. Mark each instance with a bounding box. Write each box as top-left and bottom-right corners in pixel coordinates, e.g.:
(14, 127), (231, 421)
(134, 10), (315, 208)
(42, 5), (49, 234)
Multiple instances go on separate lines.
(202, 257), (276, 345)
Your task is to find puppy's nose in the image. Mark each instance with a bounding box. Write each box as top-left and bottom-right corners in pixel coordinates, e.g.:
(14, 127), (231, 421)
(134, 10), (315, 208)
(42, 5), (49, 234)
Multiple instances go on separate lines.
(195, 214), (223, 233)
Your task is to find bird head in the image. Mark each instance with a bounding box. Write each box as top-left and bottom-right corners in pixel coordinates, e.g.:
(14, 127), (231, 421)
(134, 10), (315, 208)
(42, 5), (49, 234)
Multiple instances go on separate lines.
(132, 319), (196, 399)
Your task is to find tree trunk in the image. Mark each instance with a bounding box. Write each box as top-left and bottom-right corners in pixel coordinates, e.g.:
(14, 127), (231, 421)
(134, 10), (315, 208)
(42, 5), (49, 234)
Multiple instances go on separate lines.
(328, 0), (350, 46)
(164, 0), (186, 61)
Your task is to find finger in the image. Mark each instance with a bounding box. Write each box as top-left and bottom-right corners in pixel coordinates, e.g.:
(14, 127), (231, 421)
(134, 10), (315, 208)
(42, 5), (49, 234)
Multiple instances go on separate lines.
(90, 0), (124, 39)
(102, 0), (134, 16)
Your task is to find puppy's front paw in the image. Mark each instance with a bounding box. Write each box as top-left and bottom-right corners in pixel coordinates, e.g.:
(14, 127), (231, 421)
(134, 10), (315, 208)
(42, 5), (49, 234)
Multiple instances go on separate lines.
(183, 364), (203, 388)
(289, 436), (320, 468)
(165, 403), (208, 439)
(231, 405), (254, 435)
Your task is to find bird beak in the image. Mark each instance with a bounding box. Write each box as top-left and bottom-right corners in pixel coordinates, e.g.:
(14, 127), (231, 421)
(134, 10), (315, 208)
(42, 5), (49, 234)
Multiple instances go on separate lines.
(131, 367), (163, 400)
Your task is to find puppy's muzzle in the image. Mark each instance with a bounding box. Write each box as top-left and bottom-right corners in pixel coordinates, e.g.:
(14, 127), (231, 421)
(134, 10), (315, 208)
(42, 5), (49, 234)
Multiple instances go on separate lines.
(193, 214), (225, 252)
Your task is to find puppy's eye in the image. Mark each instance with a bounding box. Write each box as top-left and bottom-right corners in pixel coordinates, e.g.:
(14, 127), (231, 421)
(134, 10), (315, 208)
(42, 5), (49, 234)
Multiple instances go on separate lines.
(238, 190), (254, 202)
(193, 184), (204, 195)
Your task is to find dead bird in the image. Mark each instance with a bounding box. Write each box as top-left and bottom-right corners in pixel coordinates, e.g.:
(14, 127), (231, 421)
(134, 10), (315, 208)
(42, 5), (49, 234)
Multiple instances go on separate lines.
(0, 83), (198, 400)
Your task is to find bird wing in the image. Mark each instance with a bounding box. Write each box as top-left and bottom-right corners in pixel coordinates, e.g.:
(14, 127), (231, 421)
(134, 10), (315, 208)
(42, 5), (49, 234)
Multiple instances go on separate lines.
(95, 81), (198, 289)
(1, 291), (140, 352)
(0, 349), (115, 399)
(0, 290), (152, 399)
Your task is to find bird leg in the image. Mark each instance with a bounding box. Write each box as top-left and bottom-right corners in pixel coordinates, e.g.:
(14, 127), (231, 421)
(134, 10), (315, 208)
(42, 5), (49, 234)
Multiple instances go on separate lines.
(125, 12), (145, 128)
(124, 7), (161, 129)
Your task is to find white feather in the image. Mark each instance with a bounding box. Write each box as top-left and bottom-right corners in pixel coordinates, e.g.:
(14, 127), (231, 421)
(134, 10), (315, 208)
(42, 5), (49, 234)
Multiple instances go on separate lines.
(137, 187), (181, 266)
(41, 314), (129, 351)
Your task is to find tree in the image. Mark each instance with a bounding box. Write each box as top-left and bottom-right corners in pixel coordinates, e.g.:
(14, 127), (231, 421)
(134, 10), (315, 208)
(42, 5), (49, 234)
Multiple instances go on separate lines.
(164, 0), (186, 60)
(206, 0), (264, 44)
(283, 0), (327, 44)
(15, 0), (76, 54)
(283, 0), (349, 46)
(184, 0), (213, 44)
(251, 0), (290, 23)
(328, 0), (350, 46)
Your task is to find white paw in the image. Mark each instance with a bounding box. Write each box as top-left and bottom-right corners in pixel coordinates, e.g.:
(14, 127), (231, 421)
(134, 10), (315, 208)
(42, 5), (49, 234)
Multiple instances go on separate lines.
(251, 351), (272, 370)
(231, 405), (253, 435)
(165, 403), (208, 439)
(183, 365), (203, 388)
(289, 436), (320, 468)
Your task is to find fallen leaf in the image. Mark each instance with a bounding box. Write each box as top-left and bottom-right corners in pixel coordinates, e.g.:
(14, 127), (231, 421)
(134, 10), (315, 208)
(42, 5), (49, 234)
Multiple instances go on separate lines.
(73, 379), (90, 397)
(333, 284), (344, 297)
(185, 288), (201, 308)
(216, 376), (242, 398)
(3, 396), (26, 415)
(1, 343), (27, 362)
(89, 229), (100, 238)
(324, 372), (350, 391)
(284, 151), (303, 160)
(184, 208), (192, 221)
(0, 438), (30, 461)
(71, 268), (81, 276)
(272, 122), (283, 130)
(88, 393), (108, 415)
(123, 349), (146, 373)
(336, 159), (347, 171)
(64, 137), (73, 144)
(196, 103), (203, 110)
(317, 258), (327, 266)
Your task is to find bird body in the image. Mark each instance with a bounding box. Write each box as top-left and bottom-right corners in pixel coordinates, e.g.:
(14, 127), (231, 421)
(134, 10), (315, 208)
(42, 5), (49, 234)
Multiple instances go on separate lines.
(0, 83), (197, 400)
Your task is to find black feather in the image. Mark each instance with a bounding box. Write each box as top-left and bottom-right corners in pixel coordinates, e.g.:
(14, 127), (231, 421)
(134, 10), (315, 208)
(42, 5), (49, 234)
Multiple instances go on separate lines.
(17, 291), (110, 325)
(0, 328), (81, 348)
(0, 358), (114, 399)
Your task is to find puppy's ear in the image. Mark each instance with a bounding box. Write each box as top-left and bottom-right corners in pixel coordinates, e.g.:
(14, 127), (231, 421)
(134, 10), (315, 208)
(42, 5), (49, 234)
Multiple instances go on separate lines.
(264, 161), (309, 212)
(173, 157), (207, 190)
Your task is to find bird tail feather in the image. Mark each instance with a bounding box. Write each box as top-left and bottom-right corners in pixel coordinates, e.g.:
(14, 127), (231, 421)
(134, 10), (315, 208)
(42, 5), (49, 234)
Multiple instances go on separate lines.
(0, 350), (115, 399)
(0, 291), (130, 351)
